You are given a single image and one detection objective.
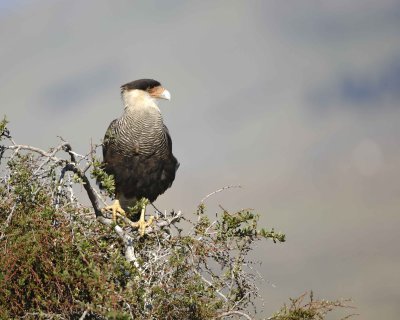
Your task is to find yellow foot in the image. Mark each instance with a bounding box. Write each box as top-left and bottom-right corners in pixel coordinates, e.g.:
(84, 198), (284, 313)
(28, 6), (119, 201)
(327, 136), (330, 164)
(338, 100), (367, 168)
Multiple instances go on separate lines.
(129, 199), (154, 236)
(131, 215), (155, 237)
(102, 199), (126, 223)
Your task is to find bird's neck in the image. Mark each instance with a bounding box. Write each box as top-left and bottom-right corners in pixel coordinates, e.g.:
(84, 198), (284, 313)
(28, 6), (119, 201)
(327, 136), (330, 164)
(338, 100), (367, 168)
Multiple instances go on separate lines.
(122, 90), (161, 113)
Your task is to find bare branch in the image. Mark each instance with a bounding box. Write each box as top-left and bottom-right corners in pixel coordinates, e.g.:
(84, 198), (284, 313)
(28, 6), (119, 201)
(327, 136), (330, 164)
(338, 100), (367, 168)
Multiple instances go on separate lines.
(215, 310), (253, 320)
(62, 163), (102, 217)
(193, 269), (228, 302)
(0, 203), (16, 241)
(201, 185), (242, 203)
(78, 309), (89, 320)
(6, 144), (65, 163)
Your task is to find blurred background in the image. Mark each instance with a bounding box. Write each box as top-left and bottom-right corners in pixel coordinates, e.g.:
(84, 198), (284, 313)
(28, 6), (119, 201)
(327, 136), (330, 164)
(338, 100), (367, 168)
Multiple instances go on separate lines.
(1, 1), (399, 318)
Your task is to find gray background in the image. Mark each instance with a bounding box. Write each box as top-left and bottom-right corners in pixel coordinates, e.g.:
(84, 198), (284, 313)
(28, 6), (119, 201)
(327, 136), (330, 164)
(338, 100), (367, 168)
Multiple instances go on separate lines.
(1, 1), (399, 318)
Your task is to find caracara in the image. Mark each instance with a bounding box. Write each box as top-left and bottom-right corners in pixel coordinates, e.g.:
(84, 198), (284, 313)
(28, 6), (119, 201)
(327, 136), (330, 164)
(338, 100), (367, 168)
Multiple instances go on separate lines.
(100, 79), (179, 235)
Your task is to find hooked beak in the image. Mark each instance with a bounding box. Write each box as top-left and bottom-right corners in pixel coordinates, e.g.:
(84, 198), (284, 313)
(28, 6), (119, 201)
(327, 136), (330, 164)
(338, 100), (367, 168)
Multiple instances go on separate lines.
(158, 88), (171, 101)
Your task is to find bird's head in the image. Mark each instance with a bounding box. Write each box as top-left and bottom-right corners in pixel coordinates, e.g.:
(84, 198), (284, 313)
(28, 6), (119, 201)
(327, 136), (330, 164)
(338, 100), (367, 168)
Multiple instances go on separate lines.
(121, 79), (171, 108)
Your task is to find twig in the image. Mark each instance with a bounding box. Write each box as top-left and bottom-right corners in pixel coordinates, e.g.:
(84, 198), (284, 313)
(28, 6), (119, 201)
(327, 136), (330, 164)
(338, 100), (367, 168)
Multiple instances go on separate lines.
(34, 142), (67, 175)
(7, 144), (64, 163)
(62, 163), (102, 217)
(215, 310), (253, 320)
(201, 185), (242, 203)
(99, 216), (142, 269)
(0, 203), (16, 240)
(79, 309), (89, 320)
(193, 269), (228, 302)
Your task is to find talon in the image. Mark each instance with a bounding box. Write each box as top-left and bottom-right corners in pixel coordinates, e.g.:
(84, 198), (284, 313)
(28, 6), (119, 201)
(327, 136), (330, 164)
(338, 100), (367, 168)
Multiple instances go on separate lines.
(102, 199), (126, 223)
(102, 198), (154, 236)
(131, 215), (155, 236)
(130, 199), (154, 236)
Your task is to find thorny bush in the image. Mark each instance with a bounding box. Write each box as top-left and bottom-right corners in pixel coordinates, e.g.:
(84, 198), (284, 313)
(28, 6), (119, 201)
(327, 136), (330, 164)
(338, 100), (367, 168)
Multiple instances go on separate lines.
(0, 118), (355, 319)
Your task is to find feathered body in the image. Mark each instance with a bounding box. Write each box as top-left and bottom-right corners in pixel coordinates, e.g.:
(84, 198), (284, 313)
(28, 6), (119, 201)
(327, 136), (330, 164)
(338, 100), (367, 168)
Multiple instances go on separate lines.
(102, 79), (179, 210)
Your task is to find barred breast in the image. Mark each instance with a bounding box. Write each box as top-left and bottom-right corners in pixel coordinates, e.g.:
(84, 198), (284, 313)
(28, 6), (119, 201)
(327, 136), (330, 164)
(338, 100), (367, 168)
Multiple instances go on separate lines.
(106, 107), (169, 158)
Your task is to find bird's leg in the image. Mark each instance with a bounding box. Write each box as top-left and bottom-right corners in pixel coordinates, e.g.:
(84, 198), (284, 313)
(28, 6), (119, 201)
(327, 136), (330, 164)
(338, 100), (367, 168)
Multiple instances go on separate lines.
(130, 198), (154, 236)
(102, 199), (126, 223)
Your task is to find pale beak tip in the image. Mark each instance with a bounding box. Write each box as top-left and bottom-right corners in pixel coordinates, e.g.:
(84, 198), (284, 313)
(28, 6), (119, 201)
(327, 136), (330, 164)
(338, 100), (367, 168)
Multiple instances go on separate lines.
(161, 89), (171, 101)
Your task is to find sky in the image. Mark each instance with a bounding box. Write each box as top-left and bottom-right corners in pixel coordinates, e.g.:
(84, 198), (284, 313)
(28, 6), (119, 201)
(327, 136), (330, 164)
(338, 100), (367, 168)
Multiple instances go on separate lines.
(1, 1), (399, 318)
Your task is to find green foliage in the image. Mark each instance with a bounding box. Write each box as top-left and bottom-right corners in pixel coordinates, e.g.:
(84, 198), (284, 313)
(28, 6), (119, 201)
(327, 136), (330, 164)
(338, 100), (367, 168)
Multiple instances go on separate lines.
(90, 157), (115, 197)
(0, 153), (122, 318)
(0, 116), (9, 162)
(270, 292), (355, 320)
(216, 208), (286, 243)
(127, 197), (149, 215)
(7, 154), (50, 209)
(0, 208), (111, 318)
(0, 115), (8, 139)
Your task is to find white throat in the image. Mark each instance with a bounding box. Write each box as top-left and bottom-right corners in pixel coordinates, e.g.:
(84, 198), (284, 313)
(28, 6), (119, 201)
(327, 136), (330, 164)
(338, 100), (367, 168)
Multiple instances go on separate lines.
(122, 89), (160, 112)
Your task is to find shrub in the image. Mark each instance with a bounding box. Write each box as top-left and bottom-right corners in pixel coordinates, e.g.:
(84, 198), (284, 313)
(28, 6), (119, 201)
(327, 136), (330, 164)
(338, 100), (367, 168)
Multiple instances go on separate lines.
(0, 118), (355, 319)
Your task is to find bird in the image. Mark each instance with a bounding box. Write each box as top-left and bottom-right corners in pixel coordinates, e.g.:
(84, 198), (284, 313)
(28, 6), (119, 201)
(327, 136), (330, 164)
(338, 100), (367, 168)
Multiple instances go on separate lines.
(100, 79), (179, 235)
